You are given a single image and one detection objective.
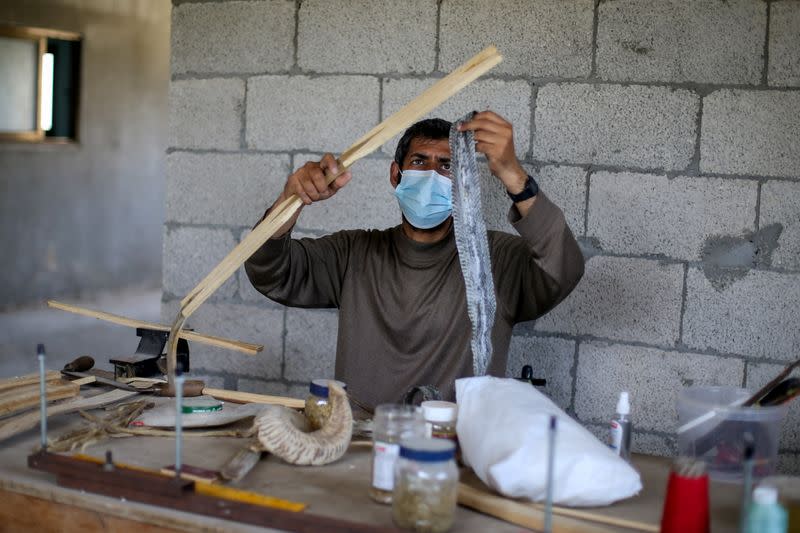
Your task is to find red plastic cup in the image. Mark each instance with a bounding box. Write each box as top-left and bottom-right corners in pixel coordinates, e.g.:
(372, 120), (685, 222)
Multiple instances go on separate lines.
(660, 465), (710, 533)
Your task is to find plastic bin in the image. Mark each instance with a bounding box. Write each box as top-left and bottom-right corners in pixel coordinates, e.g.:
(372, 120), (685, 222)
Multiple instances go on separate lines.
(677, 386), (788, 483)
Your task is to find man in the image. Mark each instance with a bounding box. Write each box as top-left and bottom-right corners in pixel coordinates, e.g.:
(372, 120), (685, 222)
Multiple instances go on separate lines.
(245, 111), (584, 408)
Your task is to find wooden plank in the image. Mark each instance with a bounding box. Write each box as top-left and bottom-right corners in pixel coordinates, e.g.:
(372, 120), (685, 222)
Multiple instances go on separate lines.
(0, 381), (80, 418)
(0, 389), (138, 443)
(46, 300), (262, 355)
(458, 483), (617, 533)
(202, 387), (305, 409)
(0, 371), (62, 392)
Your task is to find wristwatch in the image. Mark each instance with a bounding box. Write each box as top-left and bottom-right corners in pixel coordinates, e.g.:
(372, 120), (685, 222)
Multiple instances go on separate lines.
(506, 174), (539, 202)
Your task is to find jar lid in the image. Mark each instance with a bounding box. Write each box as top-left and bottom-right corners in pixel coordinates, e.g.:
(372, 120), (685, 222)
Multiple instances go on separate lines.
(309, 379), (347, 398)
(400, 437), (456, 462)
(421, 400), (457, 423)
(181, 396), (223, 414)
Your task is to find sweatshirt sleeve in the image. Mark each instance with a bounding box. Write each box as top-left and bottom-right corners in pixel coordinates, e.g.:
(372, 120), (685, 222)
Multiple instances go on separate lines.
(491, 191), (585, 323)
(244, 230), (353, 309)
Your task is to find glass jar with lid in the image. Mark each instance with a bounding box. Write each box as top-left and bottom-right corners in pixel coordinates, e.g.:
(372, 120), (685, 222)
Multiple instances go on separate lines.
(370, 404), (426, 504)
(304, 379), (346, 430)
(392, 437), (458, 533)
(421, 400), (457, 441)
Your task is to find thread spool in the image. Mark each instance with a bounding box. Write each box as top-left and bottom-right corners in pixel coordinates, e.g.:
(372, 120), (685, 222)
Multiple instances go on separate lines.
(660, 457), (710, 533)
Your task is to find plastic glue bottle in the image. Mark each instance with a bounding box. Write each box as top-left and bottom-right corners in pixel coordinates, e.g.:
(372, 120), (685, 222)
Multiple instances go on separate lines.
(745, 486), (788, 533)
(609, 391), (632, 460)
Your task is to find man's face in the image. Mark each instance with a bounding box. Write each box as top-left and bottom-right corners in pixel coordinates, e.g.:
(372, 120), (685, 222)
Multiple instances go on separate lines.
(400, 136), (452, 178)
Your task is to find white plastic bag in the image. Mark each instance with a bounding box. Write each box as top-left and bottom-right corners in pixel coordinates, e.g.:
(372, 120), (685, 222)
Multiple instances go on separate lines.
(456, 376), (642, 506)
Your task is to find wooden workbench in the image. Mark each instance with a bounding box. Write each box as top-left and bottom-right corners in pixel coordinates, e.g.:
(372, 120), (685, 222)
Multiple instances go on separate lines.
(0, 407), (742, 532)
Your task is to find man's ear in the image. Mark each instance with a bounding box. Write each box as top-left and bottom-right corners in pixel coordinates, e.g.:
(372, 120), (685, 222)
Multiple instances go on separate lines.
(390, 161), (401, 189)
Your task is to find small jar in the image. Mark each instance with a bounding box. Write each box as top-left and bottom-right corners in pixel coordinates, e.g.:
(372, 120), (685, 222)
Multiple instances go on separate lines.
(370, 404), (426, 504)
(392, 438), (458, 533)
(304, 379), (346, 430)
(420, 401), (457, 441)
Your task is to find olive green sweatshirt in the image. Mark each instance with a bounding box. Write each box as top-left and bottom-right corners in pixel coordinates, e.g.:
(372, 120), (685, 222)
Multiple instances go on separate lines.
(245, 192), (584, 408)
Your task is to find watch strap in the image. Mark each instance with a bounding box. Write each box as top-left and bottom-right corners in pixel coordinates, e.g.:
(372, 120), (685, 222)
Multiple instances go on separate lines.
(506, 174), (539, 202)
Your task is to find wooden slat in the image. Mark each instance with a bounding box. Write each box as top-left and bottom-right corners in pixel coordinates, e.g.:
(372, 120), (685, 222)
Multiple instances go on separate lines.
(458, 483), (617, 533)
(46, 300), (262, 355)
(0, 381), (80, 418)
(0, 389), (138, 443)
(0, 371), (62, 393)
(202, 387), (305, 409)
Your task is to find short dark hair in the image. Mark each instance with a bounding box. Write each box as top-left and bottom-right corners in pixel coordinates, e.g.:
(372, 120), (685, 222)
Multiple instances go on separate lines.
(394, 118), (452, 167)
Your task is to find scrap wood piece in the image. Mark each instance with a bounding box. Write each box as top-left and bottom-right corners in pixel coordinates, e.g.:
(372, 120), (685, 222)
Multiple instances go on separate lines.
(0, 370), (62, 393)
(0, 380), (80, 418)
(0, 389), (138, 443)
(167, 45), (503, 385)
(46, 300), (262, 356)
(202, 387), (305, 409)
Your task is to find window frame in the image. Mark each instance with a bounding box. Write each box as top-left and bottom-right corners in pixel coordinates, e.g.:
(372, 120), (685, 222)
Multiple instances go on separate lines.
(0, 25), (81, 143)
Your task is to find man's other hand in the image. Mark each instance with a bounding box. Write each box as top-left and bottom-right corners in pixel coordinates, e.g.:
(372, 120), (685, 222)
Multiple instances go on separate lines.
(457, 111), (527, 195)
(283, 153), (352, 206)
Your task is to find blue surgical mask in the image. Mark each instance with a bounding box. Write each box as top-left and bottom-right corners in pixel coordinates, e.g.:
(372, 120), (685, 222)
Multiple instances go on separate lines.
(394, 169), (453, 229)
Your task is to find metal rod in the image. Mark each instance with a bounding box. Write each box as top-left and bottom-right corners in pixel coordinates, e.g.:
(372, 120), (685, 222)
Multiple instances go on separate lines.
(740, 437), (755, 532)
(544, 415), (556, 533)
(37, 343), (47, 450)
(174, 372), (184, 478)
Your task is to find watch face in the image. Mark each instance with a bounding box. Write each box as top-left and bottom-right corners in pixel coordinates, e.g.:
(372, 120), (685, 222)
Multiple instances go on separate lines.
(508, 175), (538, 202)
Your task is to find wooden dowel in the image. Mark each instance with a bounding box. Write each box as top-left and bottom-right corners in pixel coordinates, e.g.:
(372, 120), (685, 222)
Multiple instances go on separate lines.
(47, 300), (262, 355)
(458, 483), (617, 533)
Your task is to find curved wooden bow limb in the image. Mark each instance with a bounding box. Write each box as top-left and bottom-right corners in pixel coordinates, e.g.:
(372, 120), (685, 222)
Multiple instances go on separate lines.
(166, 46), (503, 390)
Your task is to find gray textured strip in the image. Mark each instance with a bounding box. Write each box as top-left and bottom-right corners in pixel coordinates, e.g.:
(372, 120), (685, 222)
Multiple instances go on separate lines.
(449, 113), (496, 376)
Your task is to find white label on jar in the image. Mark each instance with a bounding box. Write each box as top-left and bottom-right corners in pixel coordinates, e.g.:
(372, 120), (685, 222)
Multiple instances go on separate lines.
(425, 422), (433, 438)
(609, 420), (622, 453)
(372, 441), (400, 491)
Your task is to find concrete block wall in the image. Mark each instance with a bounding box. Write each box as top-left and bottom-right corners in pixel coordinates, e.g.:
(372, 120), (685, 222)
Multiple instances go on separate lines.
(166, 0), (800, 472)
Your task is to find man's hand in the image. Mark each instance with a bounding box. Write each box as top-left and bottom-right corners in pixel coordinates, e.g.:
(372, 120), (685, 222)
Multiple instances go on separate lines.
(268, 153), (352, 237)
(282, 153), (352, 206)
(457, 111), (527, 194)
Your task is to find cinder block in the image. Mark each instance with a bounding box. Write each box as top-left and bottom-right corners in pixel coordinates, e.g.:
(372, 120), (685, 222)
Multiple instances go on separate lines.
(162, 226), (238, 299)
(701, 90), (800, 178)
(168, 79), (244, 150)
(575, 342), (744, 431)
(284, 308), (338, 381)
(292, 156), (400, 233)
(171, 1), (295, 75)
(246, 75), (379, 152)
(778, 454), (800, 475)
(159, 299), (283, 378)
(535, 256), (684, 346)
(533, 165), (587, 237)
(746, 362), (800, 452)
(505, 335), (575, 411)
(588, 172), (757, 260)
(597, 0), (764, 84)
(760, 181), (800, 270)
(534, 84), (699, 171)
(298, 0), (436, 74)
(166, 153), (289, 226)
(186, 302), (283, 377)
(381, 78), (532, 159)
(683, 268), (800, 360)
(439, 0), (594, 78)
(237, 379), (307, 400)
(769, 1), (800, 87)
(583, 423), (675, 456)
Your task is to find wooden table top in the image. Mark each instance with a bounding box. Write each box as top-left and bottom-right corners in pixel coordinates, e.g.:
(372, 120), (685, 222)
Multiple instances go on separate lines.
(0, 407), (743, 532)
